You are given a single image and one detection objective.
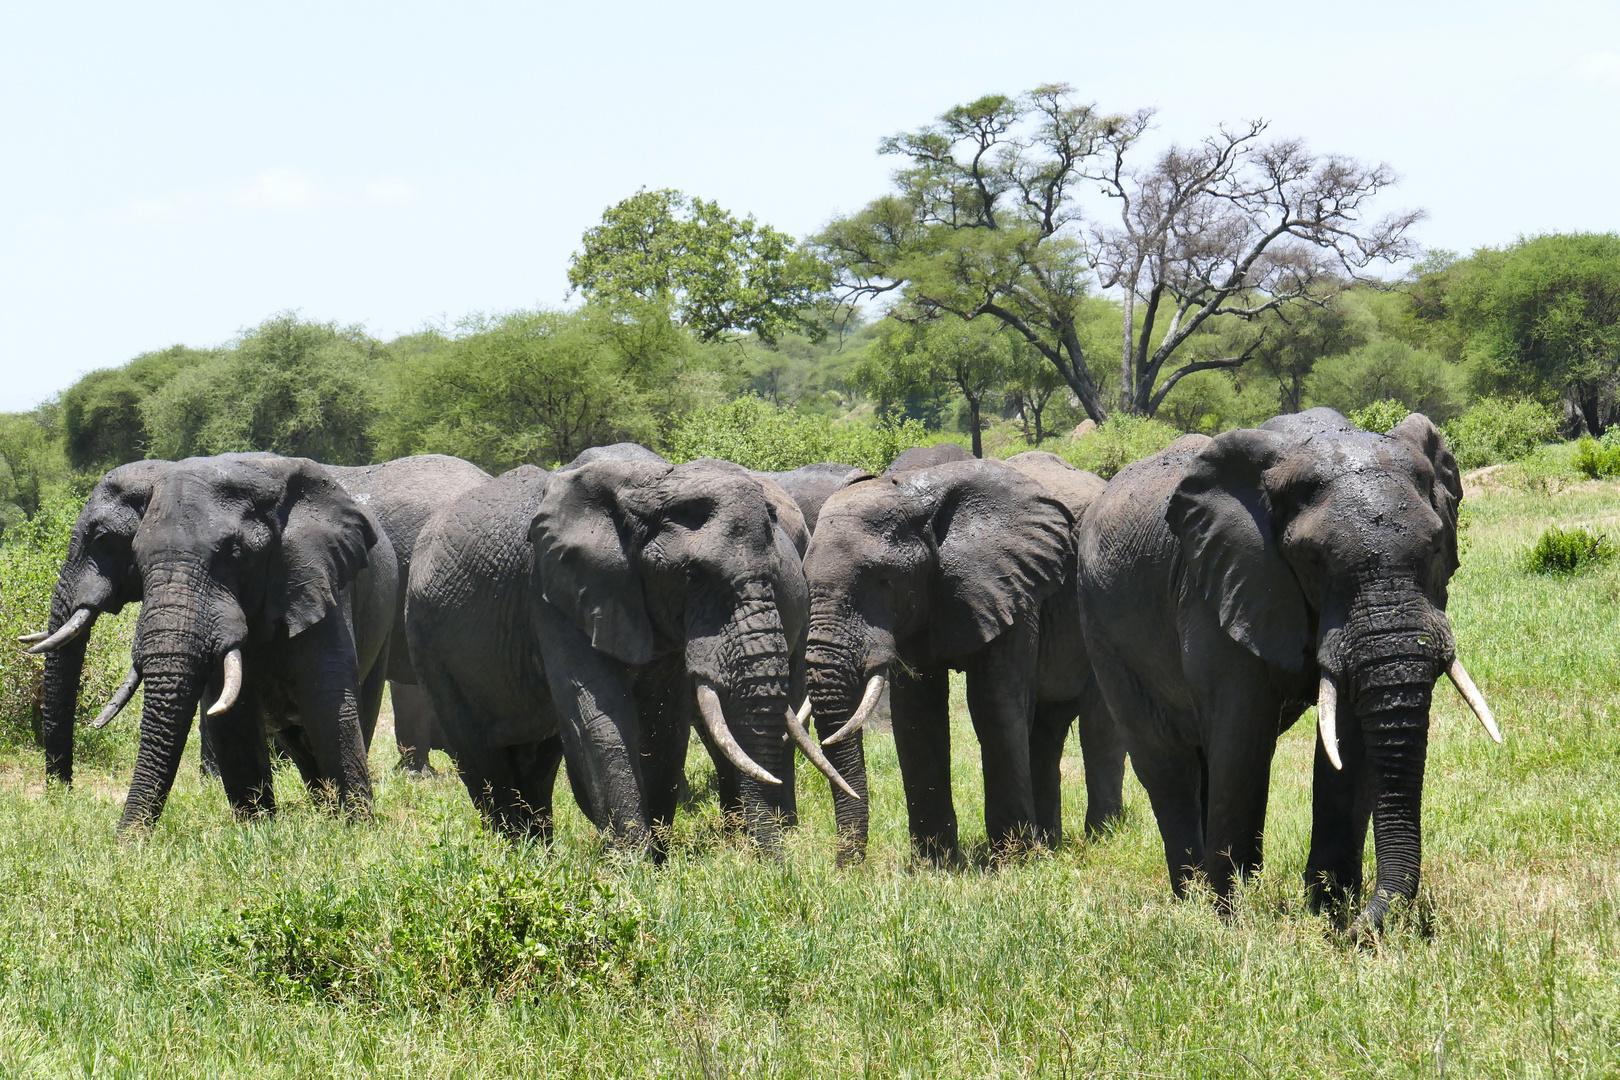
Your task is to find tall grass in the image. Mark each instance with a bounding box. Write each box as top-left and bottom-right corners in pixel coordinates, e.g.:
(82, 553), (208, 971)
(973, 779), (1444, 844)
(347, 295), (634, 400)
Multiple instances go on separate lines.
(0, 482), (1615, 1075)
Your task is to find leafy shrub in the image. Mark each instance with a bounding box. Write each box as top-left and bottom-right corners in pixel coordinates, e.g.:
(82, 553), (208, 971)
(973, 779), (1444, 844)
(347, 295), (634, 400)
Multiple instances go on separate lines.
(0, 481), (137, 763)
(1307, 339), (1464, 424)
(1055, 415), (1181, 479)
(1442, 397), (1561, 469)
(1349, 399), (1411, 434)
(219, 843), (654, 1006)
(1503, 443), (1581, 495)
(1573, 432), (1620, 479)
(1524, 525), (1617, 575)
(664, 396), (928, 473)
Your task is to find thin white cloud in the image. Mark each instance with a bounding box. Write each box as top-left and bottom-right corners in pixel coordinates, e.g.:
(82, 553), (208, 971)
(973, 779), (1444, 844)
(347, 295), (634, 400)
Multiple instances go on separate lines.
(234, 168), (323, 209)
(1574, 51), (1620, 86)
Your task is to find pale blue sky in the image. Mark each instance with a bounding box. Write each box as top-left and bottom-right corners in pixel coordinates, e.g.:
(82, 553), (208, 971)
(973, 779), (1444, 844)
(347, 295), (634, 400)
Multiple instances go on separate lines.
(2, 0), (1616, 411)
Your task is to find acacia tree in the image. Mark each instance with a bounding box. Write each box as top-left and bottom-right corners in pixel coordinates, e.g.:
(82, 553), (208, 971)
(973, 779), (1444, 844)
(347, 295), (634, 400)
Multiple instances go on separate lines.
(814, 85), (1421, 421)
(855, 317), (1009, 457)
(568, 188), (829, 345)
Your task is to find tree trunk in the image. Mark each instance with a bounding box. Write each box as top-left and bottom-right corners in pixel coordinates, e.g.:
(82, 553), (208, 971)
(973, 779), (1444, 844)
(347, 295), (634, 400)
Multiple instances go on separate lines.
(968, 395), (983, 458)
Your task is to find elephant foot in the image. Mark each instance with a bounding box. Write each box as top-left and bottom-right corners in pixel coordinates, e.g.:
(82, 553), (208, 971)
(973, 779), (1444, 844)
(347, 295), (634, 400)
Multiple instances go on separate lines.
(396, 754), (438, 777)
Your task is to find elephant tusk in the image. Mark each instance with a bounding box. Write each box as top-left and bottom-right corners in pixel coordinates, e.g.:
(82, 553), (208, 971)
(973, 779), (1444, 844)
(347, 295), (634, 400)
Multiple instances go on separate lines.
(1447, 658), (1502, 743)
(822, 673), (885, 746)
(26, 608), (94, 654)
(786, 704), (860, 801)
(1317, 673), (1343, 771)
(695, 682), (783, 786)
(17, 631), (49, 645)
(91, 668), (142, 729)
(206, 649), (244, 717)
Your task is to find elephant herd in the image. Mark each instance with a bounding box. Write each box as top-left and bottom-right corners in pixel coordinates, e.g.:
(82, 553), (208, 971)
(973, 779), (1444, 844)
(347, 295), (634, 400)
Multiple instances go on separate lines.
(22, 408), (1503, 934)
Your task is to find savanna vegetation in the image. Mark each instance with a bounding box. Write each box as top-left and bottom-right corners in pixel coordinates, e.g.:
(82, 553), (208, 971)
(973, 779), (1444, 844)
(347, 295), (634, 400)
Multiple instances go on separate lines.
(0, 83), (1617, 1075)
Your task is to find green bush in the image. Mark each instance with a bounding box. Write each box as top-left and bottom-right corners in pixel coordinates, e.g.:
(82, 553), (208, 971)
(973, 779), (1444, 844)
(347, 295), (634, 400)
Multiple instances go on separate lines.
(664, 396), (928, 473)
(1055, 415), (1181, 479)
(1442, 397), (1561, 470)
(1573, 431), (1620, 479)
(1349, 399), (1412, 434)
(0, 481), (137, 764)
(219, 843), (654, 1005)
(1524, 525), (1617, 575)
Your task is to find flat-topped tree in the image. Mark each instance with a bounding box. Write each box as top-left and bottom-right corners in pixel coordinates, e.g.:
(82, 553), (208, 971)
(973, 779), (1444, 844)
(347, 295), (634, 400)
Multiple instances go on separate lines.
(814, 84), (1422, 422)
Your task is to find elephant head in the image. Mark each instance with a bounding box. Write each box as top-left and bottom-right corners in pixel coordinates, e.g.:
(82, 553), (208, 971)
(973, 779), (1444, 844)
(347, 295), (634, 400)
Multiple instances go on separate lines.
(801, 460), (1073, 847)
(116, 455), (378, 831)
(27, 460), (174, 785)
(1166, 408), (1496, 931)
(531, 456), (841, 851)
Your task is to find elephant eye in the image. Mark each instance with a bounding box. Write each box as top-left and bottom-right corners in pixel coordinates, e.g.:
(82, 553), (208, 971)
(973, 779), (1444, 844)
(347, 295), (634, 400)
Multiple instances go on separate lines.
(664, 499), (713, 531)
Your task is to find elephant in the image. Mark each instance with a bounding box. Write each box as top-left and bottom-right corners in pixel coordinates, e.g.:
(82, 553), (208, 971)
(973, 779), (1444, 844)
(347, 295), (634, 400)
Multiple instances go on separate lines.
(24, 454), (396, 832)
(802, 454), (1122, 866)
(405, 446), (851, 852)
(329, 454), (492, 773)
(885, 442), (974, 473)
(749, 463), (862, 533)
(1076, 408), (1501, 932)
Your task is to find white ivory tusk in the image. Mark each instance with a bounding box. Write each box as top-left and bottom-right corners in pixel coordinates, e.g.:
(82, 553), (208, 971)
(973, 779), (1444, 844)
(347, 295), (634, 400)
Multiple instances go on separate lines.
(786, 705), (860, 800)
(695, 682), (782, 786)
(1447, 658), (1503, 743)
(1318, 673), (1343, 771)
(206, 648), (244, 717)
(26, 608), (94, 654)
(822, 673), (885, 746)
(91, 668), (142, 729)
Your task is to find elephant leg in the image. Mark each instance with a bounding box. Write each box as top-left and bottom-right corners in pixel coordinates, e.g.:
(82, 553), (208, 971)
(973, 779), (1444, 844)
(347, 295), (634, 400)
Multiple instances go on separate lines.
(273, 726), (322, 791)
(197, 702), (222, 779)
(532, 601), (647, 847)
(283, 617), (373, 818)
(1192, 650), (1281, 909)
(1030, 699), (1075, 849)
(1130, 744), (1207, 898)
(890, 664), (959, 867)
(1304, 718), (1373, 918)
(203, 696), (277, 818)
(390, 682), (437, 775)
(1074, 676), (1127, 838)
(635, 660), (692, 860)
(692, 722), (744, 832)
(967, 627), (1040, 856)
(358, 652), (387, 753)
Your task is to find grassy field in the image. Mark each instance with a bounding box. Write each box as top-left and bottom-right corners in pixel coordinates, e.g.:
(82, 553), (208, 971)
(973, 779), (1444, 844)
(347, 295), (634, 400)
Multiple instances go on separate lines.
(0, 481), (1616, 1078)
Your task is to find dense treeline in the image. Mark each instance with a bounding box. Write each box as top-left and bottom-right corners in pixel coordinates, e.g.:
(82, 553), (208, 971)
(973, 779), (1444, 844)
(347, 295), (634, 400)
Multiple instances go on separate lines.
(4, 89), (1618, 535)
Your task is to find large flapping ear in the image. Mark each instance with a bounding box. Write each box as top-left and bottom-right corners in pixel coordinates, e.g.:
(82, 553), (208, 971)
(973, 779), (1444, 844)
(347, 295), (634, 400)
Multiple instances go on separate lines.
(64, 459), (174, 613)
(531, 458), (672, 665)
(1166, 429), (1312, 672)
(908, 461), (1076, 657)
(1388, 411), (1464, 577)
(260, 458), (379, 637)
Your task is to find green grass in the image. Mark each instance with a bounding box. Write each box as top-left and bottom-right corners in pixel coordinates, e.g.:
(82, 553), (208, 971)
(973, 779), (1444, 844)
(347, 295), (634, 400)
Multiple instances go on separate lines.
(1, 482), (1618, 1076)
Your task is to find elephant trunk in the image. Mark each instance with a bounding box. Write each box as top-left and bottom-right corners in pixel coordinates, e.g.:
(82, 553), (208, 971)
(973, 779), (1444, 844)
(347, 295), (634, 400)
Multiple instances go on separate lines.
(804, 617), (877, 864)
(39, 598), (92, 785)
(711, 583), (797, 853)
(117, 656), (206, 834)
(118, 568), (234, 834)
(1351, 652), (1434, 934)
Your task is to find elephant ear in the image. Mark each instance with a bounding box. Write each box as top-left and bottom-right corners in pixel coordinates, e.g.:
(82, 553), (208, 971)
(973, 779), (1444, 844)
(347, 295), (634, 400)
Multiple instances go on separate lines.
(531, 458), (672, 665)
(264, 458), (380, 637)
(916, 462), (1076, 657)
(1388, 411), (1464, 579)
(1166, 429), (1312, 672)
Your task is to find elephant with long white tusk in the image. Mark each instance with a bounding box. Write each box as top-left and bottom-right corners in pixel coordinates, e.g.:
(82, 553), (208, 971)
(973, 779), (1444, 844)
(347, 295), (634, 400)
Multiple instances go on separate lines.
(1080, 407), (1500, 936)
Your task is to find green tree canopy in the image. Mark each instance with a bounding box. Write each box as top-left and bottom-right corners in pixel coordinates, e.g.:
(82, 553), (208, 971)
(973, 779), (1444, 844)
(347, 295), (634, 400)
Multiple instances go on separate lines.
(375, 301), (723, 472)
(855, 316), (1013, 457)
(0, 407), (70, 532)
(60, 345), (219, 471)
(142, 314), (381, 464)
(568, 189), (829, 346)
(1437, 233), (1620, 434)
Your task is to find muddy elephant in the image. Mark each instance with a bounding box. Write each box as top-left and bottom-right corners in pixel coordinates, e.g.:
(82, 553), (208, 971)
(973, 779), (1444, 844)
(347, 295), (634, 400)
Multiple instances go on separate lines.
(803, 455), (1121, 866)
(748, 462), (862, 534)
(25, 454), (396, 832)
(1077, 409), (1500, 932)
(406, 447), (851, 851)
(330, 454), (491, 772)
